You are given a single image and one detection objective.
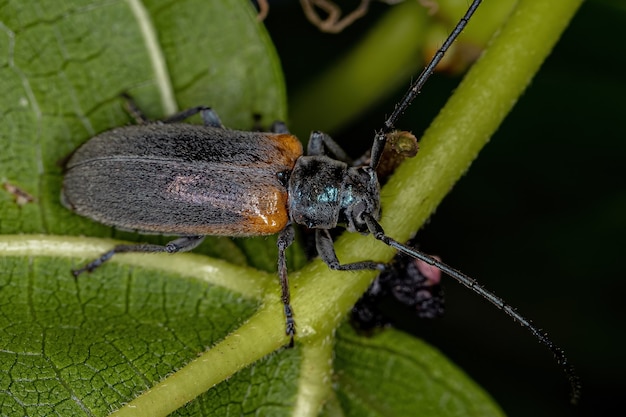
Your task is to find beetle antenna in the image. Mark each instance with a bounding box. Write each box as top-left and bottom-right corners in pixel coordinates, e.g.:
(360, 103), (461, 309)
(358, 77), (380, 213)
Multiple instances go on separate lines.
(363, 214), (582, 404)
(363, 0), (581, 402)
(371, 0), (482, 169)
(385, 0), (482, 130)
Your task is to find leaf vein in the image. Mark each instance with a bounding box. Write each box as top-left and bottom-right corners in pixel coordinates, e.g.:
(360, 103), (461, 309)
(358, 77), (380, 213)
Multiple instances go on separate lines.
(125, 0), (177, 114)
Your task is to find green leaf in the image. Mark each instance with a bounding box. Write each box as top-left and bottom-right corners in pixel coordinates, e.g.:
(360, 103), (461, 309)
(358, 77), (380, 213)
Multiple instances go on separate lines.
(0, 0), (285, 238)
(332, 326), (503, 417)
(0, 0), (583, 416)
(0, 245), (265, 416)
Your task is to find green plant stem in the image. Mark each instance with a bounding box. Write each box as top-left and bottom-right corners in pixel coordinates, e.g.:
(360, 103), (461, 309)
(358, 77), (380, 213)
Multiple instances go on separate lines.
(292, 338), (335, 417)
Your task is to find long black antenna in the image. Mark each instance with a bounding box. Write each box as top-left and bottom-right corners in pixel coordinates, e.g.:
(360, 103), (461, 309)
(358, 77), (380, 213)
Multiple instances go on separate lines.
(370, 0), (482, 168)
(386, 0), (482, 130)
(366, 0), (581, 403)
(362, 215), (582, 404)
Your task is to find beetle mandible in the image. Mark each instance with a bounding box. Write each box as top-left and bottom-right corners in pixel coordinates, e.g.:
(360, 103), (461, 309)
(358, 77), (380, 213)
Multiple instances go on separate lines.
(61, 0), (580, 402)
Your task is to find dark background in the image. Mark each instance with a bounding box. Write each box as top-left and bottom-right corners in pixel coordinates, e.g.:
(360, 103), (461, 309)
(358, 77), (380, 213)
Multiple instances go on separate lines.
(263, 1), (625, 416)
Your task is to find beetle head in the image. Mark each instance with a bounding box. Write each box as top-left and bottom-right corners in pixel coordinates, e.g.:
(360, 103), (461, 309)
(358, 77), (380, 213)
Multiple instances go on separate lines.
(288, 156), (380, 233)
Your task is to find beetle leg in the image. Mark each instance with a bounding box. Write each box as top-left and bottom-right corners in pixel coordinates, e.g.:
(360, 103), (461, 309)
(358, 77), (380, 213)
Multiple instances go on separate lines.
(277, 225), (296, 347)
(200, 108), (224, 128)
(72, 235), (205, 277)
(270, 121), (289, 134)
(369, 131), (387, 170)
(121, 93), (150, 124)
(161, 106), (223, 128)
(307, 131), (353, 164)
(120, 93), (223, 128)
(163, 235), (206, 253)
(315, 229), (385, 271)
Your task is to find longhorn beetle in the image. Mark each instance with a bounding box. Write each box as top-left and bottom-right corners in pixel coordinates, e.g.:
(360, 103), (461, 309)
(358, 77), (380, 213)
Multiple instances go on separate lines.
(62, 0), (581, 403)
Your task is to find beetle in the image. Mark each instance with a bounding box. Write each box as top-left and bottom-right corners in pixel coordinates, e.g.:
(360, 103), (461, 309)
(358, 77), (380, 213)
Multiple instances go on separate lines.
(62, 0), (580, 402)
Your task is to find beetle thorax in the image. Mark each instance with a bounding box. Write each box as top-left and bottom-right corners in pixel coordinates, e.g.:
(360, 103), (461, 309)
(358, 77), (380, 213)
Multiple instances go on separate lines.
(288, 155), (381, 233)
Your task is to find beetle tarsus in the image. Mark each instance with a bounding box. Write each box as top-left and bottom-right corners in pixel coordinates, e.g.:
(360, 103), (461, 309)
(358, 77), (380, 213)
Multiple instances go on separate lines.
(72, 250), (115, 277)
(284, 305), (296, 348)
